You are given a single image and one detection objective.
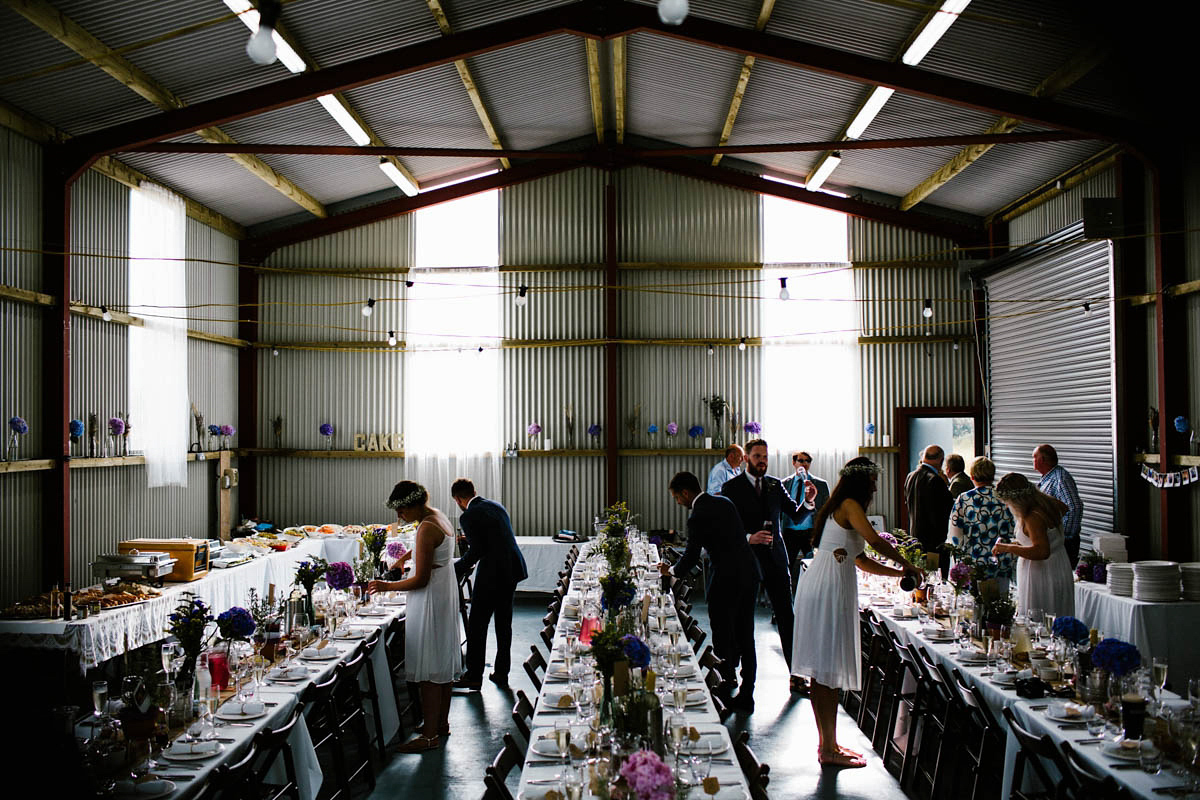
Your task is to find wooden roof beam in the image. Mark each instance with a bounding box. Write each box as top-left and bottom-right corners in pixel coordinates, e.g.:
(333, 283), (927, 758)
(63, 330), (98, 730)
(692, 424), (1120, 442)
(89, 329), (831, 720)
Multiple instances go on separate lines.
(3, 0), (325, 217)
(712, 0), (776, 166)
(425, 0), (511, 169)
(613, 37), (626, 144)
(585, 38), (604, 143)
(899, 44), (1110, 210)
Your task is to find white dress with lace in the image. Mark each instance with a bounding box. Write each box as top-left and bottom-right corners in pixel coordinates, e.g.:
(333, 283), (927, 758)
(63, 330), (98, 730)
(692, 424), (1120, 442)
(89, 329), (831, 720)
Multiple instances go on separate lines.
(790, 517), (865, 691)
(404, 510), (462, 683)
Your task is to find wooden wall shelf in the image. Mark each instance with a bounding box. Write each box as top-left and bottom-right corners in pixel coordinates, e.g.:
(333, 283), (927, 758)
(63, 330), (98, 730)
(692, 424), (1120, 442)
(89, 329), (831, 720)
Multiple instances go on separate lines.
(237, 448), (406, 459)
(0, 452), (229, 475)
(859, 446), (901, 454)
(1134, 453), (1200, 467)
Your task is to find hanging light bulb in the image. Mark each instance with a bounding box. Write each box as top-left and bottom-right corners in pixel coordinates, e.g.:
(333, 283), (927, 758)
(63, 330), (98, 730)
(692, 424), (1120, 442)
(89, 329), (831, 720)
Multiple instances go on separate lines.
(738, 337), (747, 352)
(271, 347), (280, 357)
(405, 280), (414, 289)
(707, 344), (714, 356)
(778, 277), (790, 301)
(477, 346), (484, 353)
(100, 305), (112, 322)
(1082, 301), (1091, 316)
(245, 0), (280, 65)
(922, 299), (933, 318)
(515, 285), (529, 307)
(657, 0), (689, 25)
(362, 298), (376, 317)
(953, 340), (960, 351)
(387, 331), (397, 347)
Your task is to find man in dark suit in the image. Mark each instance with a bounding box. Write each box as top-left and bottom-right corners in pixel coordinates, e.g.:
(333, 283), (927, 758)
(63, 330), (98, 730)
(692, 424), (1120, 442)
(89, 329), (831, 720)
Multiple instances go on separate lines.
(451, 478), (528, 691)
(904, 445), (953, 576)
(659, 471), (760, 710)
(721, 439), (815, 698)
(780, 450), (831, 578)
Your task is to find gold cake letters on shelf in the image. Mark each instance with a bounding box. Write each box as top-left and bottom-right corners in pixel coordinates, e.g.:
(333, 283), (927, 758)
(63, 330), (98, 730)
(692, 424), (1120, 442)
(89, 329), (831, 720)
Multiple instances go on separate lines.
(353, 433), (403, 452)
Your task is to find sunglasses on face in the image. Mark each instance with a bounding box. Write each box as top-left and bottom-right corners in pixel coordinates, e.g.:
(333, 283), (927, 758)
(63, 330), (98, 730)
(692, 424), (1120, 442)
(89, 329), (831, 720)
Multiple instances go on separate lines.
(793, 457), (811, 464)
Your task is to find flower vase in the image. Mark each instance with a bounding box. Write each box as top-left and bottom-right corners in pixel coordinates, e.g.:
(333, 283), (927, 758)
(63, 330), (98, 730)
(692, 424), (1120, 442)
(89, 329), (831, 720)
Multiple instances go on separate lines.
(5, 434), (17, 462)
(712, 432), (724, 450)
(304, 591), (316, 625)
(599, 672), (615, 732)
(326, 437), (333, 451)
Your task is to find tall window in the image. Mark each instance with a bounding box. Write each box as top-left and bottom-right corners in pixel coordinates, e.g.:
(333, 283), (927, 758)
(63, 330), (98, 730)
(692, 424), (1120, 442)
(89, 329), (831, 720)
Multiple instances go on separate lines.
(760, 196), (858, 483)
(128, 183), (188, 487)
(406, 190), (501, 507)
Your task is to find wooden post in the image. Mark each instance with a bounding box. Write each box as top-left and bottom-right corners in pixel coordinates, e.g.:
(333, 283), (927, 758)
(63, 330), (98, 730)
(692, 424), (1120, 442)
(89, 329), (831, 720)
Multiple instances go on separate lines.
(604, 174), (619, 505)
(217, 450), (233, 541)
(42, 148), (71, 591)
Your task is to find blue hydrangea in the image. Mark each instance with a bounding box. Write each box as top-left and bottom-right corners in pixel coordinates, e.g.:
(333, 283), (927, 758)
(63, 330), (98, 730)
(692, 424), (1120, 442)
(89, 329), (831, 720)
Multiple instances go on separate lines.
(1092, 638), (1141, 676)
(621, 634), (651, 669)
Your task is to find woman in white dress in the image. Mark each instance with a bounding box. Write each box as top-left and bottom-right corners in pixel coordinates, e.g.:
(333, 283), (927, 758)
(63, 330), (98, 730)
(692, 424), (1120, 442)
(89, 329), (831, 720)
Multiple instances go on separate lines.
(367, 480), (462, 752)
(991, 472), (1075, 618)
(790, 457), (922, 769)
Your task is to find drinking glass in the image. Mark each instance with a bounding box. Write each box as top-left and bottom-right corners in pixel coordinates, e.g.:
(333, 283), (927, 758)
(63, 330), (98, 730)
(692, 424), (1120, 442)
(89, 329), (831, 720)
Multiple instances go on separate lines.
(672, 679), (689, 712)
(161, 642), (182, 680)
(1028, 608), (1045, 641)
(1153, 658), (1169, 694)
(562, 763), (585, 800)
(1140, 742), (1162, 774)
(1085, 714), (1105, 737)
(554, 719), (572, 768)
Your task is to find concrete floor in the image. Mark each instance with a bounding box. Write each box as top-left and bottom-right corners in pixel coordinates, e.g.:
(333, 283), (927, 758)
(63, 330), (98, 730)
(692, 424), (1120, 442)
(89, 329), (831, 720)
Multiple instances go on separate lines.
(367, 596), (910, 800)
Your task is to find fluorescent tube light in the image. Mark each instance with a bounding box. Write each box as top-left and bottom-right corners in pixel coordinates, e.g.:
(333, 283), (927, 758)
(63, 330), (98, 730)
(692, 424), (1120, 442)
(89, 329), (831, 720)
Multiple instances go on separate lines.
(379, 159), (419, 197)
(845, 86), (895, 139)
(806, 153), (842, 191)
(902, 0), (972, 66)
(223, 0), (306, 73)
(318, 94), (372, 146)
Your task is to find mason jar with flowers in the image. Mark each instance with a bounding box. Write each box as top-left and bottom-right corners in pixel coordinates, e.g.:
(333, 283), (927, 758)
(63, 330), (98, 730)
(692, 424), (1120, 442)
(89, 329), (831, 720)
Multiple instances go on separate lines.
(212, 606), (255, 690)
(293, 557), (329, 621)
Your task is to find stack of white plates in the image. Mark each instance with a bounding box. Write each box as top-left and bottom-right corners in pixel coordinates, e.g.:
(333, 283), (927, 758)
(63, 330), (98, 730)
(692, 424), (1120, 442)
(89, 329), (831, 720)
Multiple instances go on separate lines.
(1132, 560), (1181, 601)
(1180, 563), (1200, 601)
(1106, 563), (1134, 596)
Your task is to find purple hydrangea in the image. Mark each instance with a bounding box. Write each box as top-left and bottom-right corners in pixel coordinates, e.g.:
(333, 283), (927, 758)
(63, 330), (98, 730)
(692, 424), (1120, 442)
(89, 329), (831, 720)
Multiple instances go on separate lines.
(647, 424), (658, 434)
(619, 749), (673, 800)
(220, 424), (235, 437)
(108, 417), (125, 436)
(9, 416), (28, 435)
(665, 422), (678, 436)
(587, 423), (601, 436)
(319, 423), (334, 437)
(1093, 563), (1107, 583)
(69, 419), (84, 438)
(949, 562), (971, 589)
(687, 424), (704, 438)
(1075, 563), (1090, 581)
(325, 561), (355, 590)
(744, 420), (762, 435)
(877, 531), (898, 547)
(216, 606), (256, 640)
(386, 540), (407, 560)
(526, 422), (542, 436)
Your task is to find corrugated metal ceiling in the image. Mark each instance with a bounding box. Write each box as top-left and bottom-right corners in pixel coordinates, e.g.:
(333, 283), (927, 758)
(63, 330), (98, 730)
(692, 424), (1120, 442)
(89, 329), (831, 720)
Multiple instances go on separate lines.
(0, 0), (1139, 227)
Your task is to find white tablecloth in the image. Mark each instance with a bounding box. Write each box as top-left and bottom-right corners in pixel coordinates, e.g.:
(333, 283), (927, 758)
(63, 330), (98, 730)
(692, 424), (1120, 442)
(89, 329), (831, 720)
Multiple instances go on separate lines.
(1074, 581), (1200, 686)
(516, 536), (578, 593)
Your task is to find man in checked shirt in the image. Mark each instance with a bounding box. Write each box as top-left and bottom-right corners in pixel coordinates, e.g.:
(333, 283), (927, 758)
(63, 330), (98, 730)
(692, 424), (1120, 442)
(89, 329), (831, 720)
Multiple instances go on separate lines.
(1033, 444), (1084, 567)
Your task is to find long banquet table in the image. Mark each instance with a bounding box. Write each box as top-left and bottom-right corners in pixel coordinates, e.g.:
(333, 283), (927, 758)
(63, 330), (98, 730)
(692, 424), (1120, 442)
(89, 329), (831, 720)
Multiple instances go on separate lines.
(516, 541), (751, 800)
(873, 602), (1191, 800)
(516, 536), (579, 593)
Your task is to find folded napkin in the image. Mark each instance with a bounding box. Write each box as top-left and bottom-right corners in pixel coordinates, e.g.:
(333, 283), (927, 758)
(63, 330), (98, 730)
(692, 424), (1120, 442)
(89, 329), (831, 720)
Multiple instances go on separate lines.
(1016, 668), (1033, 680)
(302, 647), (324, 658)
(221, 700), (265, 716)
(271, 665), (307, 679)
(923, 625), (950, 637)
(116, 779), (173, 796)
(166, 740), (220, 756)
(1053, 701), (1095, 719)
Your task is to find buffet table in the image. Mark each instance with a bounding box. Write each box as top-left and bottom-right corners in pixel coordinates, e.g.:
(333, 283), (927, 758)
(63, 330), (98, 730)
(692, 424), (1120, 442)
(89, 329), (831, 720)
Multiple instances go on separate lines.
(516, 536), (578, 593)
(1074, 580), (1200, 686)
(0, 540), (321, 669)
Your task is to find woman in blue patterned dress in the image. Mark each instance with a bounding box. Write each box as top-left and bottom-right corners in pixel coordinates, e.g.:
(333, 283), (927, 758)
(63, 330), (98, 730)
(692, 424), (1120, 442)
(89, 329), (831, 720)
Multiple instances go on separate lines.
(947, 457), (1016, 591)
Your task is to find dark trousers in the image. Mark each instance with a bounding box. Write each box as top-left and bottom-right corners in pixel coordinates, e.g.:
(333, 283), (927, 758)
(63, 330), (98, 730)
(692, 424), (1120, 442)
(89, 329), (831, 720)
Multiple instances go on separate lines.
(751, 545), (794, 670)
(709, 579), (759, 694)
(463, 580), (517, 681)
(1065, 536), (1080, 568)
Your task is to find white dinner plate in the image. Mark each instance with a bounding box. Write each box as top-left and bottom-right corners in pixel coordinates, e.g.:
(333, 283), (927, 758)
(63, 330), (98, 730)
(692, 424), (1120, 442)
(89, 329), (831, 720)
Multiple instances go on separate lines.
(332, 630), (365, 640)
(216, 707), (267, 721)
(300, 650), (340, 661)
(1103, 741), (1142, 760)
(679, 733), (730, 756)
(356, 609), (389, 617)
(1043, 704), (1092, 723)
(163, 742), (225, 760)
(115, 779), (176, 799)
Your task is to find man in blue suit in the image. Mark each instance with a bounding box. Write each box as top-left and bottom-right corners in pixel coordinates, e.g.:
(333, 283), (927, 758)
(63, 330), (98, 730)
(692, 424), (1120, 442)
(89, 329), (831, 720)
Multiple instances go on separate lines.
(722, 439), (815, 697)
(451, 478), (528, 691)
(660, 471), (761, 711)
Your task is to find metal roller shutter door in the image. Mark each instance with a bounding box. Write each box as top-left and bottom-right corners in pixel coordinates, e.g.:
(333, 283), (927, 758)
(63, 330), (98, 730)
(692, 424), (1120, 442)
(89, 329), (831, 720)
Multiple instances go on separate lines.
(986, 223), (1116, 552)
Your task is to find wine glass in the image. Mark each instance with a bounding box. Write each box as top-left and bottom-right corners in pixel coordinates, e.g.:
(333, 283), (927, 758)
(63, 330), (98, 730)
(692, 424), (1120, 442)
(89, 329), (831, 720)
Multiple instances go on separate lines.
(668, 712), (689, 762)
(90, 680), (108, 736)
(553, 719), (572, 770)
(1153, 658), (1169, 695)
(1028, 608), (1045, 642)
(291, 613), (311, 649)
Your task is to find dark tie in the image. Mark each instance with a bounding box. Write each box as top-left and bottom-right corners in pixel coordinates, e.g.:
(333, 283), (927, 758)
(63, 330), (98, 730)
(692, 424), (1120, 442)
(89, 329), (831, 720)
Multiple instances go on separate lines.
(755, 477), (762, 496)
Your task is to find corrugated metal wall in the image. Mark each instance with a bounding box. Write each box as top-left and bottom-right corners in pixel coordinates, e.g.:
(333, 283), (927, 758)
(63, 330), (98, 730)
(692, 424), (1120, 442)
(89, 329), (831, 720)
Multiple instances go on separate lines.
(500, 168), (605, 265)
(0, 129), (242, 603)
(851, 220), (977, 526)
(1007, 169), (1117, 248)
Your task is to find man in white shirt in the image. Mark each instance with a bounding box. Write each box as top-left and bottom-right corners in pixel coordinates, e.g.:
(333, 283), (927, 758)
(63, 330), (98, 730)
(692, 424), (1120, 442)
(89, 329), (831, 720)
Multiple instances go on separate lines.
(707, 444), (745, 495)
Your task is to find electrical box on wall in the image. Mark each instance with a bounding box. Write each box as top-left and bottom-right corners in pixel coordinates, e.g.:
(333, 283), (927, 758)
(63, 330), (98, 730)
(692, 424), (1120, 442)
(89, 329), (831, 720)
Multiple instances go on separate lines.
(221, 468), (239, 489)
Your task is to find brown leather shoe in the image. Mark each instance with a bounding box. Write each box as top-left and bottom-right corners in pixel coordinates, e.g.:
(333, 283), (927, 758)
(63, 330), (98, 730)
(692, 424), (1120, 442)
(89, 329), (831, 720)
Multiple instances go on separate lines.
(396, 734), (441, 753)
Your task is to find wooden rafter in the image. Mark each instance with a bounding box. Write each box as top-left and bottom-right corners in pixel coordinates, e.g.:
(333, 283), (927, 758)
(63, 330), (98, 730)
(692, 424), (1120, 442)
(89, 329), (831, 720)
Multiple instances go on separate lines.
(712, 0), (776, 166)
(0, 98), (245, 238)
(900, 44), (1110, 211)
(613, 37), (627, 145)
(424, 0), (511, 169)
(585, 38), (604, 143)
(269, 14), (421, 193)
(3, 0), (326, 217)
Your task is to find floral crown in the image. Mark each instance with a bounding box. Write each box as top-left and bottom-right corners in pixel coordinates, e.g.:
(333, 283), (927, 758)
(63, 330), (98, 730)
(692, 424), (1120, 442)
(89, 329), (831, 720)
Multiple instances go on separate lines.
(839, 462), (881, 479)
(385, 488), (426, 510)
(994, 482), (1036, 502)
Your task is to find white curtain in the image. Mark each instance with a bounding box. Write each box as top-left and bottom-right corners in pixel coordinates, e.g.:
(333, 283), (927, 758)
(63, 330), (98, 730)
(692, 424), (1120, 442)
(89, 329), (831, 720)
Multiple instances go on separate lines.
(128, 183), (189, 488)
(404, 191), (501, 529)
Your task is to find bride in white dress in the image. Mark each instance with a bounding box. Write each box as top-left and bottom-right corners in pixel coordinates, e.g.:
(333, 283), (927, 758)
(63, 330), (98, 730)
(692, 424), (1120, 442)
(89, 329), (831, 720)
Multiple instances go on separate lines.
(368, 480), (462, 752)
(991, 472), (1075, 617)
(790, 457), (922, 769)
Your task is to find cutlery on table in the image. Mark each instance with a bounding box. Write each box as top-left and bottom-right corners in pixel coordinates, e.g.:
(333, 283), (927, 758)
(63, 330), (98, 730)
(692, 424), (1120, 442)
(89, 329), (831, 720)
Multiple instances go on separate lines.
(1108, 762), (1142, 769)
(154, 774), (196, 781)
